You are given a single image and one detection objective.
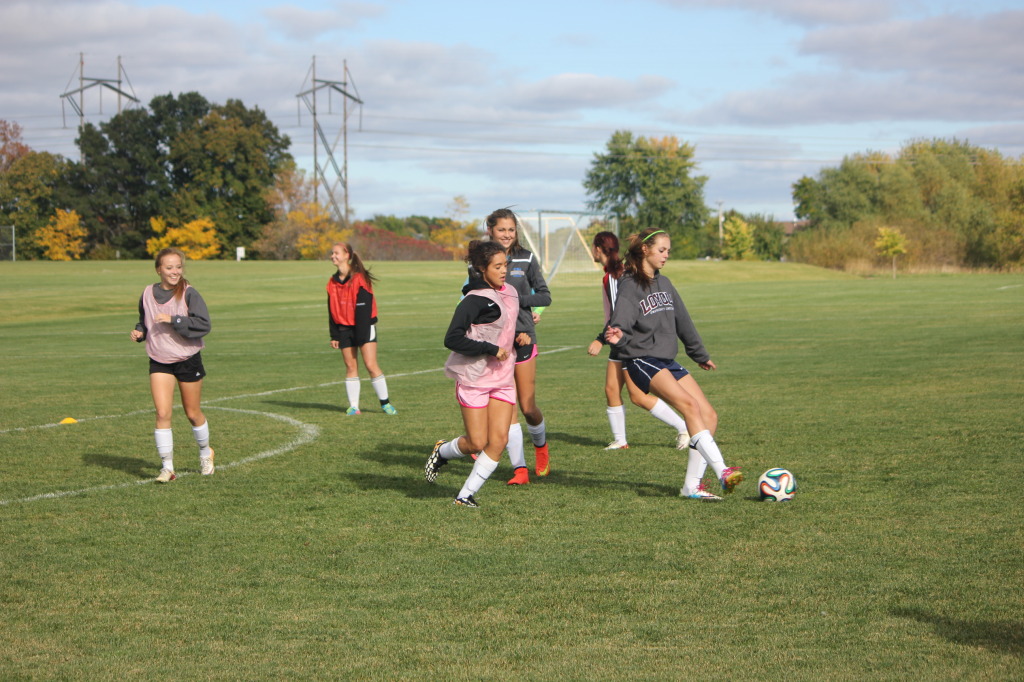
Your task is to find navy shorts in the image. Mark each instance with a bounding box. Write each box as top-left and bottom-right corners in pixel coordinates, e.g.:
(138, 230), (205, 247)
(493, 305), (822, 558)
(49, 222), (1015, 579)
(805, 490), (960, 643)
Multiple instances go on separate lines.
(622, 357), (689, 394)
(149, 351), (206, 383)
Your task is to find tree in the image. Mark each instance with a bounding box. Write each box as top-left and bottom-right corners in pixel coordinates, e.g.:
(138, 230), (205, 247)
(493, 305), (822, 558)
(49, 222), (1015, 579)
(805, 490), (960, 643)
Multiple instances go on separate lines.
(146, 216), (221, 260)
(874, 227), (908, 278)
(428, 195), (481, 259)
(584, 131), (709, 243)
(721, 215), (755, 260)
(167, 99), (291, 252)
(0, 151), (74, 259)
(35, 209), (87, 260)
(293, 202), (350, 259)
(0, 120), (31, 172)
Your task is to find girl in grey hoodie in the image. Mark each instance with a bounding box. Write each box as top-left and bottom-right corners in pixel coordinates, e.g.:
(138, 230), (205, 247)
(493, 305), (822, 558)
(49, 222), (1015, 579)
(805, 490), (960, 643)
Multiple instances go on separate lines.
(606, 228), (742, 500)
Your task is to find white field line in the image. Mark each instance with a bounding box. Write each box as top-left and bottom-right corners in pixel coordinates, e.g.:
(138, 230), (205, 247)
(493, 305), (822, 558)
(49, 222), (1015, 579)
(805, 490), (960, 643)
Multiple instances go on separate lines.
(0, 345), (580, 434)
(0, 346), (579, 505)
(0, 406), (319, 506)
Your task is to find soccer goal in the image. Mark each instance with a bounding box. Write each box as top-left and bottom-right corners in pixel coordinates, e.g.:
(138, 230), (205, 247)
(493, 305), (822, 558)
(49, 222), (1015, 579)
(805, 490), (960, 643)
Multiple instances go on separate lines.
(514, 211), (619, 284)
(0, 226), (15, 261)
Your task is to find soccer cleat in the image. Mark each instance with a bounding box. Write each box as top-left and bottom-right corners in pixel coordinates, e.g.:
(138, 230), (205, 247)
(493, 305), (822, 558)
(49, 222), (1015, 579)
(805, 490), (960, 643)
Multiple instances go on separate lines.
(381, 403), (397, 415)
(507, 467), (530, 485)
(345, 407), (361, 416)
(604, 440), (630, 450)
(425, 440), (448, 483)
(453, 494), (479, 508)
(680, 483), (722, 501)
(155, 469), (176, 483)
(200, 447), (215, 476)
(534, 443), (550, 476)
(676, 432), (691, 450)
(719, 466), (744, 493)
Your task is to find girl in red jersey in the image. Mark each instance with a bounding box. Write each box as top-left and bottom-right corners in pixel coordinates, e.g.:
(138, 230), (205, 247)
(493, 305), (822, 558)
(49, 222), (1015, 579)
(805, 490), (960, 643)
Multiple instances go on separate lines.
(425, 240), (520, 508)
(327, 242), (396, 415)
(129, 247), (214, 483)
(587, 231), (692, 451)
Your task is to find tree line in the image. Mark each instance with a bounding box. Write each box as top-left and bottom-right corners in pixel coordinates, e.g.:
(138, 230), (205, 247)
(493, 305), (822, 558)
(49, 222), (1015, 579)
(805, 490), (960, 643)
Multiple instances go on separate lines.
(3, 99), (1021, 270)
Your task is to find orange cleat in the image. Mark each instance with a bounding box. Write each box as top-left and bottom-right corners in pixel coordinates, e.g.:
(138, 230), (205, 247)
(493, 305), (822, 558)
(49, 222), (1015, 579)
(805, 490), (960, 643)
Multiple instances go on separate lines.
(534, 443), (550, 477)
(507, 467), (530, 485)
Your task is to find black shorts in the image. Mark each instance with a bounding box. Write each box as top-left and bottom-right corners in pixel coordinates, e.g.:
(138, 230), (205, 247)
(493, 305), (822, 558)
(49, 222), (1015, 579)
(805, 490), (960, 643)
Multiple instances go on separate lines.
(149, 351), (206, 383)
(514, 342), (538, 364)
(334, 324), (378, 349)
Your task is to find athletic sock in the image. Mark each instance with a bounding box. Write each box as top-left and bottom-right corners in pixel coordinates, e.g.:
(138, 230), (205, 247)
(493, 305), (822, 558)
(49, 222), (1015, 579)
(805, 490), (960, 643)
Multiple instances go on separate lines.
(507, 422), (526, 469)
(371, 374), (390, 404)
(606, 405), (626, 443)
(458, 453), (499, 498)
(649, 399), (688, 435)
(439, 439), (466, 460)
(690, 430), (726, 479)
(155, 428), (174, 471)
(345, 377), (360, 409)
(192, 420), (211, 459)
(527, 419), (547, 447)
(681, 447), (710, 495)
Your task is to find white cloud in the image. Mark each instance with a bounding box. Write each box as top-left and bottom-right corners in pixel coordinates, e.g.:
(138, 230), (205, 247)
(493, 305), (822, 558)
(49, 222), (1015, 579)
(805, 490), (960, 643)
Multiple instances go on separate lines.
(654, 0), (897, 26)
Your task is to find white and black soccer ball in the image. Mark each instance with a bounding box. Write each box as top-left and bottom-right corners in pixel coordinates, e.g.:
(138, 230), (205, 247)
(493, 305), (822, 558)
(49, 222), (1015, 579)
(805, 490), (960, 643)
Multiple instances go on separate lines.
(758, 468), (796, 502)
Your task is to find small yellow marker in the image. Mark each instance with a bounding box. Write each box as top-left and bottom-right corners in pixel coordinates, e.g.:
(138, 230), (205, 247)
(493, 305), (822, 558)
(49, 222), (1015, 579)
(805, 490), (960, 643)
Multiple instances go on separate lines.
(60, 417), (78, 424)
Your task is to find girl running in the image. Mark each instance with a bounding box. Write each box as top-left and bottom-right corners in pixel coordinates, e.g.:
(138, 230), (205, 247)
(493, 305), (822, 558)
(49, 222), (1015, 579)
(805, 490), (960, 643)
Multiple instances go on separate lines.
(129, 247), (214, 482)
(327, 242), (396, 415)
(587, 231), (692, 452)
(425, 240), (520, 507)
(486, 208), (551, 484)
(605, 228), (743, 500)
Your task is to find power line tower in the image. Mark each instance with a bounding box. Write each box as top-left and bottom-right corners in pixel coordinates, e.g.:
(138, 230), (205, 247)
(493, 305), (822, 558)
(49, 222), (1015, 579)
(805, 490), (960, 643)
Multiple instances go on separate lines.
(296, 56), (363, 225)
(59, 53), (140, 136)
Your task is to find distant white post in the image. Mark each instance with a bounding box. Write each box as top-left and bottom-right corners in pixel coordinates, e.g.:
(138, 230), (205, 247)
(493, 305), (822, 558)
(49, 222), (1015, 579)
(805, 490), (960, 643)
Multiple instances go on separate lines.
(236, 246), (245, 261)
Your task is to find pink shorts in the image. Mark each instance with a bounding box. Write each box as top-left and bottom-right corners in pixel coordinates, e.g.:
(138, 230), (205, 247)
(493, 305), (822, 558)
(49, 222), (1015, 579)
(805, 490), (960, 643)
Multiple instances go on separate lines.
(456, 382), (517, 409)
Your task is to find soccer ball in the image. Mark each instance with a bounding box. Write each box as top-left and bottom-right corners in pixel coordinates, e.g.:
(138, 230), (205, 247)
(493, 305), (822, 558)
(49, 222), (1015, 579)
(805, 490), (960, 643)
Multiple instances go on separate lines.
(758, 468), (796, 502)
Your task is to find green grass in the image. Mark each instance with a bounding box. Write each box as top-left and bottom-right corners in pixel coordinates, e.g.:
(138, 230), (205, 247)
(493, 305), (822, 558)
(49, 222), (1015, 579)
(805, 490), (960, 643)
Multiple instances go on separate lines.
(1, 260), (1022, 680)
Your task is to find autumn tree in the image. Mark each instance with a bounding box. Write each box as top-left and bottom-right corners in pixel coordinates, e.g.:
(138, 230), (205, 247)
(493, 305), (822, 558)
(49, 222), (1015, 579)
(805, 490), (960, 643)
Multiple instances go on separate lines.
(428, 195), (480, 259)
(584, 131), (709, 243)
(722, 215), (755, 260)
(0, 120), (31, 172)
(293, 201), (350, 259)
(0, 151), (74, 259)
(146, 216), (221, 260)
(35, 209), (87, 260)
(874, 227), (908, 278)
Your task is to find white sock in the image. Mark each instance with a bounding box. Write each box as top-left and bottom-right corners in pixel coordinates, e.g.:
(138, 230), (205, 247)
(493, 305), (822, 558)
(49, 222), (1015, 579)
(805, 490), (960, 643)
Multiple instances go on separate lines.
(155, 428), (174, 471)
(527, 419), (546, 447)
(606, 405), (626, 443)
(345, 377), (360, 409)
(507, 422), (526, 469)
(192, 420), (212, 459)
(649, 399), (688, 435)
(439, 439), (466, 460)
(681, 447), (710, 494)
(690, 430), (726, 479)
(458, 453), (499, 498)
(371, 374), (390, 404)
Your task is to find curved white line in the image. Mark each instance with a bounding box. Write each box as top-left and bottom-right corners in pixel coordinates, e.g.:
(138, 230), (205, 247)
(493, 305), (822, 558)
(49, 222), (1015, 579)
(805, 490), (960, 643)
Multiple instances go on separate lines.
(0, 406), (319, 506)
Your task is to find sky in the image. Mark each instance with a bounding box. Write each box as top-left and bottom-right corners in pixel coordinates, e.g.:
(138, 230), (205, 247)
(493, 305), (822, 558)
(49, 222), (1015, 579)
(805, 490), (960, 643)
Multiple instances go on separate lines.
(2, 0), (1023, 223)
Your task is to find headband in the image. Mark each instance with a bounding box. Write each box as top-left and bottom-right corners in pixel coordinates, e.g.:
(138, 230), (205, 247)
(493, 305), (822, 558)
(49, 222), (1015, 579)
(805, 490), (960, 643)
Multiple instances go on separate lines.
(642, 230), (666, 242)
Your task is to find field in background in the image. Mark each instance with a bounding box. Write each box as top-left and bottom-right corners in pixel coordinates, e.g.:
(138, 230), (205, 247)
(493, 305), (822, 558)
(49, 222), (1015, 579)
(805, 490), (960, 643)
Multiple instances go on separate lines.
(1, 260), (1022, 679)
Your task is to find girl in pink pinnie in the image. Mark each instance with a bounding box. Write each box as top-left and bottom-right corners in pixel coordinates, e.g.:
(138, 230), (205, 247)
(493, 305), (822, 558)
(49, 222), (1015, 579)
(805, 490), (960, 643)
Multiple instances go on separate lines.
(130, 248), (214, 482)
(425, 240), (519, 507)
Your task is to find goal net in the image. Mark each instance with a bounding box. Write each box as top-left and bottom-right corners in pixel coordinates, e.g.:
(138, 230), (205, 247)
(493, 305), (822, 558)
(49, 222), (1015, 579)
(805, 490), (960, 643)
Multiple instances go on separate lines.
(514, 211), (619, 285)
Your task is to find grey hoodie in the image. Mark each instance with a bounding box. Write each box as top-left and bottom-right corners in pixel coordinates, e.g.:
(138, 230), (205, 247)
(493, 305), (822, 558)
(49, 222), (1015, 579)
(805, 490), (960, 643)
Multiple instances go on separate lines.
(607, 271), (710, 365)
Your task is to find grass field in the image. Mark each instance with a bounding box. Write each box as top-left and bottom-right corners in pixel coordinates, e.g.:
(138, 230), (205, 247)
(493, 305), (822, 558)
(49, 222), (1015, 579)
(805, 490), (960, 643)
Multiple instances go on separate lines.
(1, 259), (1022, 680)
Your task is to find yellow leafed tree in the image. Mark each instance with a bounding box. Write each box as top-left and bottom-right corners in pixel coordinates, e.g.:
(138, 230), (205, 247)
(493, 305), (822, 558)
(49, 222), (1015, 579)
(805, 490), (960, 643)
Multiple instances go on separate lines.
(146, 217), (221, 260)
(35, 209), (87, 261)
(429, 195), (481, 260)
(293, 202), (350, 259)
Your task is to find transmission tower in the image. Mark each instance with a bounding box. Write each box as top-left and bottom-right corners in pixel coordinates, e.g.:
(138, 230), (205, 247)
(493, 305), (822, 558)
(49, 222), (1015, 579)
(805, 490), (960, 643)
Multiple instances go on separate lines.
(59, 53), (140, 130)
(296, 56), (363, 225)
